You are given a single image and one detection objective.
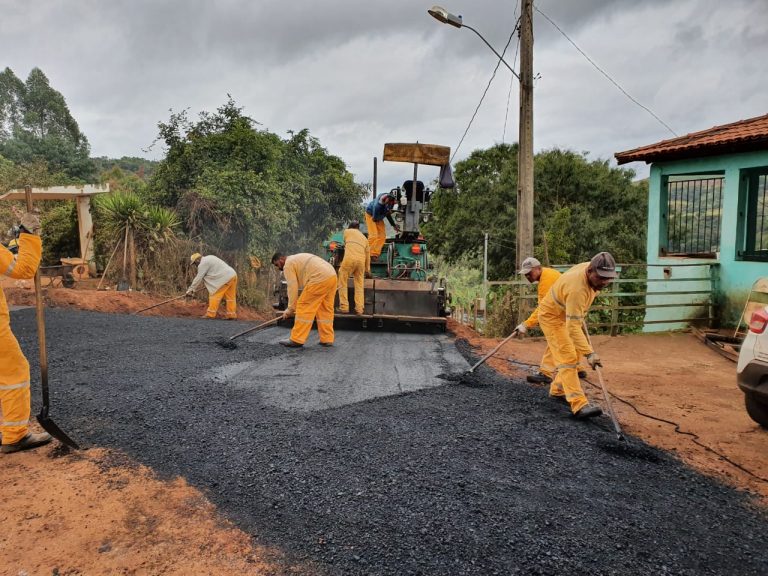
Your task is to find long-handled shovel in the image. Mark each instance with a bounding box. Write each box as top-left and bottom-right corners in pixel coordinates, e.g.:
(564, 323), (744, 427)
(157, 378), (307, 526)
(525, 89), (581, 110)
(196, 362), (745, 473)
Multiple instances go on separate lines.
(134, 294), (187, 315)
(582, 322), (624, 442)
(217, 317), (281, 350)
(24, 186), (80, 450)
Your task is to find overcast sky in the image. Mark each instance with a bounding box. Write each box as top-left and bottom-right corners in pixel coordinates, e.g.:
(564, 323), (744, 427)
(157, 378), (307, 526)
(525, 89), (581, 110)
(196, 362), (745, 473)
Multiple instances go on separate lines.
(2, 0), (766, 190)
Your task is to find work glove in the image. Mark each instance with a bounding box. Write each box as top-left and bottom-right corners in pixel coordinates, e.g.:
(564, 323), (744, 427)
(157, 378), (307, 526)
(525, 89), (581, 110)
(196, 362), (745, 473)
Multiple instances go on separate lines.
(586, 352), (602, 370)
(185, 289), (195, 297)
(281, 309), (295, 320)
(515, 323), (528, 336)
(19, 212), (41, 235)
(365, 271), (372, 279)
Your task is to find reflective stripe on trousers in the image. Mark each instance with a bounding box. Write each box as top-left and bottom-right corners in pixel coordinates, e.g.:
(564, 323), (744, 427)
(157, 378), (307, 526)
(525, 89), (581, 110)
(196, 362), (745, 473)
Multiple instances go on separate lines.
(337, 255), (366, 314)
(0, 322), (32, 444)
(538, 319), (588, 413)
(290, 275), (337, 345)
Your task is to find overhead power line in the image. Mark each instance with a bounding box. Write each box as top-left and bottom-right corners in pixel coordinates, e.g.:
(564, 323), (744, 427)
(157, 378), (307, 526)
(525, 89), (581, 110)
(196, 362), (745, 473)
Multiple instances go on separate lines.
(502, 1), (522, 144)
(452, 21), (519, 162)
(534, 6), (678, 137)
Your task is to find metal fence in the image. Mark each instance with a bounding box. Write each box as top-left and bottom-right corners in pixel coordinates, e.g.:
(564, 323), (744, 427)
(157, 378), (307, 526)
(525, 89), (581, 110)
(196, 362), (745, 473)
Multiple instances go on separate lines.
(453, 263), (718, 335)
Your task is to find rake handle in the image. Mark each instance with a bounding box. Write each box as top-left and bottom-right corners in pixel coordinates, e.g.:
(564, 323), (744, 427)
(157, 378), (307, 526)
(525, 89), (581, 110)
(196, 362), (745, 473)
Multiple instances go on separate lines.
(228, 317), (280, 341)
(134, 294), (187, 314)
(468, 329), (519, 373)
(582, 322), (623, 439)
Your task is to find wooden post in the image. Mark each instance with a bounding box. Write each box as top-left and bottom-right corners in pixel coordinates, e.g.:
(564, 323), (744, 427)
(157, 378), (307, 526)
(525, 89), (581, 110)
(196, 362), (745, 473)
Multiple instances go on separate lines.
(75, 195), (94, 263)
(516, 0), (534, 274)
(610, 279), (620, 336)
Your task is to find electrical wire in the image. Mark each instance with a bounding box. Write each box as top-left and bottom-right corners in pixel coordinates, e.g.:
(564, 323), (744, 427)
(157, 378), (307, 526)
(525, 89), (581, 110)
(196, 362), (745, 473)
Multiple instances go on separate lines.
(500, 356), (768, 483)
(452, 23), (518, 163)
(488, 238), (517, 251)
(534, 6), (678, 138)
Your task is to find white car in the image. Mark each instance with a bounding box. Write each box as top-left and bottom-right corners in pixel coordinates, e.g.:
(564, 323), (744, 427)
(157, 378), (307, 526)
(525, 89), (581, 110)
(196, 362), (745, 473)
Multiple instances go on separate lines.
(737, 305), (768, 428)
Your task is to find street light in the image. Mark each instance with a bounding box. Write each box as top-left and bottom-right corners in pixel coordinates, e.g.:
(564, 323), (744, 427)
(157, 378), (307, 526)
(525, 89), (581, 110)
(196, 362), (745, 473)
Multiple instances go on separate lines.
(428, 3), (534, 275)
(428, 6), (520, 80)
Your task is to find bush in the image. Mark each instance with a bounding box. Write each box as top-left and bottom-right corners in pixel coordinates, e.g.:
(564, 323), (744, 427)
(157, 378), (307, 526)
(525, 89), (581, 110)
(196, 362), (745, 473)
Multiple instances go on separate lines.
(40, 204), (79, 265)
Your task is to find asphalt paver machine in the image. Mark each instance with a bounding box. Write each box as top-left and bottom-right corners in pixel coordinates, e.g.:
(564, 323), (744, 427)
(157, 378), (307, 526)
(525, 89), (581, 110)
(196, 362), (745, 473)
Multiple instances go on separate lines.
(274, 143), (452, 331)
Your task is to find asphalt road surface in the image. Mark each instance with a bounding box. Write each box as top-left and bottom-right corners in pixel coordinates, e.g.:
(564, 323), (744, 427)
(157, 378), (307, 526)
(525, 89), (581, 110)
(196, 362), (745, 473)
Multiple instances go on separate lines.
(11, 309), (768, 575)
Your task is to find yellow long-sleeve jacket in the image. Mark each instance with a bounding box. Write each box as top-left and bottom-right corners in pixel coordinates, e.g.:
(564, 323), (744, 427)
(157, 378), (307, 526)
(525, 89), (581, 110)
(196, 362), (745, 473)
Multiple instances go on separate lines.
(1, 233), (42, 323)
(342, 228), (371, 274)
(538, 262), (596, 356)
(283, 253), (336, 313)
(523, 266), (561, 329)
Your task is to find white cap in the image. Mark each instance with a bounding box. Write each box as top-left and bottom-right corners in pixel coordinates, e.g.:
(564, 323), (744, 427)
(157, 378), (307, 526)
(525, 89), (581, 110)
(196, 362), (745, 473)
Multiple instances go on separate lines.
(517, 257), (541, 275)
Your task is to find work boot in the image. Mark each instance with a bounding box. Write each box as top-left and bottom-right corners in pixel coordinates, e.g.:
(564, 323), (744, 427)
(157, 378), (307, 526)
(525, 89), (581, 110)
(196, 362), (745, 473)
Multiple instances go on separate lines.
(578, 369), (588, 379)
(1, 432), (52, 454)
(335, 308), (350, 314)
(319, 342), (334, 347)
(574, 405), (603, 420)
(526, 372), (552, 384)
(279, 339), (303, 348)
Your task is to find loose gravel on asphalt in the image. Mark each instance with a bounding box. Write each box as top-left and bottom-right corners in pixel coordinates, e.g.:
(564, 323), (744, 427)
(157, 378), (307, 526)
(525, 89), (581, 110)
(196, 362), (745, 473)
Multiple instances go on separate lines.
(11, 308), (768, 575)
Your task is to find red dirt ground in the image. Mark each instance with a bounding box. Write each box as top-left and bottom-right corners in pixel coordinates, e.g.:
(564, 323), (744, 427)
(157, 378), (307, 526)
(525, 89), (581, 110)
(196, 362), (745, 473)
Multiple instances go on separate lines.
(1, 284), (765, 574)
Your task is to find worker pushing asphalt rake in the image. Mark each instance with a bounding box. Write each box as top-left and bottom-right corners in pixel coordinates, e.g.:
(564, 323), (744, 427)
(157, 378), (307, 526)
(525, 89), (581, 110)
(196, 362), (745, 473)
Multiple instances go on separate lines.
(217, 317), (281, 350)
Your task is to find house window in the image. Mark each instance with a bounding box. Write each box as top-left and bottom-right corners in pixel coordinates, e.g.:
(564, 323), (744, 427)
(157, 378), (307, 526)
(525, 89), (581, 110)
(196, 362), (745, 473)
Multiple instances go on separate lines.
(663, 176), (723, 257)
(741, 168), (768, 261)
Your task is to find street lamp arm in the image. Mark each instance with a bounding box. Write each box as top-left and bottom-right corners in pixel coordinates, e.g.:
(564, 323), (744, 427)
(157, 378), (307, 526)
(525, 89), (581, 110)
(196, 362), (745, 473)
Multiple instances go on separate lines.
(462, 24), (520, 81)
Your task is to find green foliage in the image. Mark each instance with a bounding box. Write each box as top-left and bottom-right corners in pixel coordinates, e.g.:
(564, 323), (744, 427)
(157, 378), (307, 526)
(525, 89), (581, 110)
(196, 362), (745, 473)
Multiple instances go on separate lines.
(424, 145), (648, 279)
(40, 203), (79, 265)
(0, 67), (94, 180)
(431, 253), (484, 310)
(148, 98), (366, 259)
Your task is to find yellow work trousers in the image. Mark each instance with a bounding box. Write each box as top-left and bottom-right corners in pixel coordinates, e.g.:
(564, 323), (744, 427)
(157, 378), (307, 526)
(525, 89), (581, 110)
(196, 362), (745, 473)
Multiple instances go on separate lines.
(539, 345), (585, 380)
(207, 276), (238, 319)
(337, 256), (366, 314)
(364, 213), (386, 258)
(290, 276), (337, 345)
(0, 322), (32, 445)
(539, 319), (589, 414)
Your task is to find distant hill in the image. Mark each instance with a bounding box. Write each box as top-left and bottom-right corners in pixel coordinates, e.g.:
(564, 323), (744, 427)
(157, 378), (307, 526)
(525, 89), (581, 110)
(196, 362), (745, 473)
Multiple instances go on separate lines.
(92, 156), (159, 180)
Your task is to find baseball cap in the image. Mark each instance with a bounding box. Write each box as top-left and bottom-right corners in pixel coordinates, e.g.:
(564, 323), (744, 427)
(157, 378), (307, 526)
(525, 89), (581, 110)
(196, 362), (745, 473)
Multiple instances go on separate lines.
(517, 257), (541, 275)
(590, 252), (618, 278)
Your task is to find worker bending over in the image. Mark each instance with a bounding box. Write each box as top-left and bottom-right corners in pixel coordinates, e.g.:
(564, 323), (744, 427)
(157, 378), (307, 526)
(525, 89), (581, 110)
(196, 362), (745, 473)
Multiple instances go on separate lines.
(364, 191), (400, 260)
(272, 252), (337, 348)
(515, 257), (587, 384)
(537, 252), (618, 419)
(337, 220), (371, 315)
(187, 253), (238, 319)
(1, 212), (52, 453)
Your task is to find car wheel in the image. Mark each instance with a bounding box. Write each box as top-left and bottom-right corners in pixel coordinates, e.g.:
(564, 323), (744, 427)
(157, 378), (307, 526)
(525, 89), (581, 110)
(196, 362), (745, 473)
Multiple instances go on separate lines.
(745, 392), (768, 428)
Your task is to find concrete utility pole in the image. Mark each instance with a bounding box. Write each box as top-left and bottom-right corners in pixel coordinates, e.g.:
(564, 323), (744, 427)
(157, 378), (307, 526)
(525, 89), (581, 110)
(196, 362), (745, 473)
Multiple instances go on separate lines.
(517, 0), (534, 272)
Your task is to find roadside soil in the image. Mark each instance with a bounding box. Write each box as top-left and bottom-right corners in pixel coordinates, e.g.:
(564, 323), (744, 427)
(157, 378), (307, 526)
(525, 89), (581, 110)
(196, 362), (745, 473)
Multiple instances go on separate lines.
(449, 319), (768, 501)
(1, 283), (765, 574)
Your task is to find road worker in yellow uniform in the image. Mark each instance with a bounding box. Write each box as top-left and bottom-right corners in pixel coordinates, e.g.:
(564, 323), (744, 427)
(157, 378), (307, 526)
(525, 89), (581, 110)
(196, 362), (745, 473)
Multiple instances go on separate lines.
(537, 252), (618, 419)
(364, 191), (400, 260)
(271, 252), (337, 348)
(515, 257), (587, 385)
(187, 253), (238, 319)
(1, 212), (52, 454)
(337, 220), (371, 315)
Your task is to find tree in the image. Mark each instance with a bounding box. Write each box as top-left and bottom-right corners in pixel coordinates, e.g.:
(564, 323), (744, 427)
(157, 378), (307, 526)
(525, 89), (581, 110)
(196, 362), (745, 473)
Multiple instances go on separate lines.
(149, 98), (366, 257)
(0, 67), (94, 180)
(424, 144), (647, 278)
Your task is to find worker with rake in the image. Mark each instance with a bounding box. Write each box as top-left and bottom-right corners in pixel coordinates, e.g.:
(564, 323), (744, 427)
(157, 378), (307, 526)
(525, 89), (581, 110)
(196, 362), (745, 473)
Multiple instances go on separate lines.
(515, 257), (587, 385)
(537, 252), (618, 419)
(187, 253), (238, 319)
(0, 212), (52, 453)
(337, 220), (371, 315)
(271, 252), (337, 348)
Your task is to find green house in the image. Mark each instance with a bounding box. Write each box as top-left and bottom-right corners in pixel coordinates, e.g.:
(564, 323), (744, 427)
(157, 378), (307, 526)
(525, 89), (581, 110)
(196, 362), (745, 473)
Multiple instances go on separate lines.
(615, 114), (768, 331)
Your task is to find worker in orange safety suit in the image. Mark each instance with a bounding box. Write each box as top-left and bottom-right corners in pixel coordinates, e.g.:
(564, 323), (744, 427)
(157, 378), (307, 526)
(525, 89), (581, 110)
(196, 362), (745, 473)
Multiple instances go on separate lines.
(1, 212), (52, 454)
(537, 252), (618, 419)
(364, 191), (400, 260)
(515, 257), (587, 385)
(187, 253), (238, 319)
(271, 252), (337, 348)
(337, 220), (371, 315)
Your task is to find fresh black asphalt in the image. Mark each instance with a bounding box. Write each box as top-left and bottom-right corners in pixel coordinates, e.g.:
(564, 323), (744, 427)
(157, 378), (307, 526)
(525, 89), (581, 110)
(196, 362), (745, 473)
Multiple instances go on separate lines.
(11, 308), (768, 575)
